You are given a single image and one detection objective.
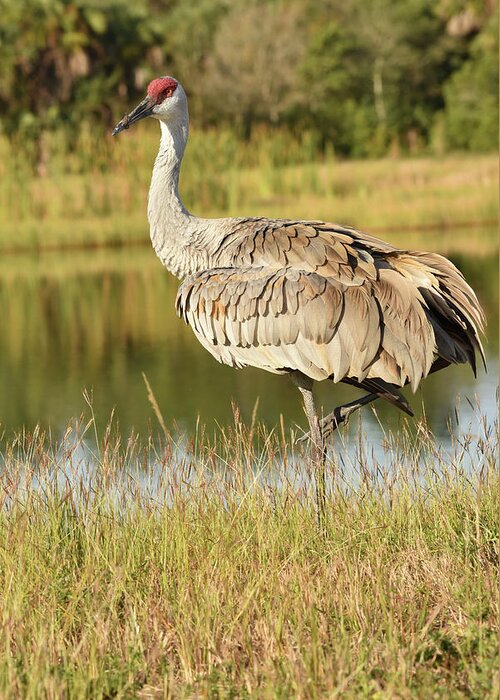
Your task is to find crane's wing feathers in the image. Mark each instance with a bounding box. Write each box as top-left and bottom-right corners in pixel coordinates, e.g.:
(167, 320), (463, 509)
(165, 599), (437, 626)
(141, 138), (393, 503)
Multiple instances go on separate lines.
(176, 220), (485, 392)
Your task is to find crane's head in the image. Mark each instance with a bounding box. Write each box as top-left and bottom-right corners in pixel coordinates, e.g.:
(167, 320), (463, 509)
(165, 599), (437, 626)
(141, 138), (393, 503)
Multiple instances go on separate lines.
(112, 77), (187, 135)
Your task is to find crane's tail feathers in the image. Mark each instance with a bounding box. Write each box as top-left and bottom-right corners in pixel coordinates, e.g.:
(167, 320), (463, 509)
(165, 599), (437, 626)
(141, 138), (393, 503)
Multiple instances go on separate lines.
(419, 286), (486, 377)
(414, 252), (486, 376)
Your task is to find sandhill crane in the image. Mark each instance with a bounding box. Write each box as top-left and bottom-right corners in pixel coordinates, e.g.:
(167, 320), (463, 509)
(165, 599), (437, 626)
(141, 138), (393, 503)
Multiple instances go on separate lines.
(113, 76), (485, 518)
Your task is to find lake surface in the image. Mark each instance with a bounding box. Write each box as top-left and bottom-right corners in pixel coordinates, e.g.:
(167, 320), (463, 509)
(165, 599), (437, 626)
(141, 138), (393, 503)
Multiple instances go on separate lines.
(0, 240), (497, 450)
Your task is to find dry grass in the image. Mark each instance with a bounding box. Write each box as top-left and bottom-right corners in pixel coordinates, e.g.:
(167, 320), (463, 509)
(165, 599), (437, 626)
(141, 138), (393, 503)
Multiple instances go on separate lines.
(0, 410), (497, 698)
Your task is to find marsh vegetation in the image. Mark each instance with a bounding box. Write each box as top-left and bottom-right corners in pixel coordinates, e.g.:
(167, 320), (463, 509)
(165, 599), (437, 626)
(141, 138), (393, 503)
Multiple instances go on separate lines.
(0, 411), (497, 698)
(0, 130), (497, 253)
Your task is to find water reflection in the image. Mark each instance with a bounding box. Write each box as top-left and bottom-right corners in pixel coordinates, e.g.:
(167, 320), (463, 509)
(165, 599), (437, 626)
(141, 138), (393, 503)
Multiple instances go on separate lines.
(0, 243), (497, 449)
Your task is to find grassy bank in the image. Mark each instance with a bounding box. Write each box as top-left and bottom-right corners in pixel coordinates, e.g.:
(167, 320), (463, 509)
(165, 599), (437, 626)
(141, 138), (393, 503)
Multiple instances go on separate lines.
(0, 127), (497, 254)
(0, 414), (497, 698)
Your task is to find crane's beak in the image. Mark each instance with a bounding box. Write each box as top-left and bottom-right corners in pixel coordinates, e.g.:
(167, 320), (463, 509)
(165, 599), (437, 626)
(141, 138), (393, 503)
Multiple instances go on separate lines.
(112, 96), (154, 136)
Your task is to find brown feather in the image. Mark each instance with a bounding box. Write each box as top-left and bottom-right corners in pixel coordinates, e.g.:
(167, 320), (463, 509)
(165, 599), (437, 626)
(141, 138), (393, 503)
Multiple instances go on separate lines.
(175, 217), (485, 412)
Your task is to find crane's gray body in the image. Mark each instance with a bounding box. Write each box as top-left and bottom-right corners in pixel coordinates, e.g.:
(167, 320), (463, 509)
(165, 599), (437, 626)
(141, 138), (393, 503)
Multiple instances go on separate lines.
(144, 84), (484, 407)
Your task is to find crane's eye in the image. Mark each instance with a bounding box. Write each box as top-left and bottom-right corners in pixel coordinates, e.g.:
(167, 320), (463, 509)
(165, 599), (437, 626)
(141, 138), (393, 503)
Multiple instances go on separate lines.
(162, 87), (174, 99)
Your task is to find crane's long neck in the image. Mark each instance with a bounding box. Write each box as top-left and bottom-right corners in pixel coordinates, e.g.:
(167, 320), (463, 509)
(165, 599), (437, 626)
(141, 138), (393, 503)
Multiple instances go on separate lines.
(148, 119), (209, 279)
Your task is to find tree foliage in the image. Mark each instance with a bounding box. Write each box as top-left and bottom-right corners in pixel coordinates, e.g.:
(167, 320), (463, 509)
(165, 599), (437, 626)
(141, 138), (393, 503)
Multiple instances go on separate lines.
(443, 8), (499, 151)
(0, 0), (497, 165)
(202, 4), (307, 134)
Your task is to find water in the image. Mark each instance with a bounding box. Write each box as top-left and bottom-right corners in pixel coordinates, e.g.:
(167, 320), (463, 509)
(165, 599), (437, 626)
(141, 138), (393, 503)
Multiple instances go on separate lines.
(0, 243), (497, 450)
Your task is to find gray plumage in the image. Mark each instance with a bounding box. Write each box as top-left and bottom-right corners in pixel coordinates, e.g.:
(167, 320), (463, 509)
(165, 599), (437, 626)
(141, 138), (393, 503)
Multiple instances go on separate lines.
(113, 77), (486, 428)
(177, 219), (485, 408)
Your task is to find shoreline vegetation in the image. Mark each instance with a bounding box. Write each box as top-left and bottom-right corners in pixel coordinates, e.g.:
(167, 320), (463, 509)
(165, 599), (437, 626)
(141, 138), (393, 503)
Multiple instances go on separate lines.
(0, 129), (497, 256)
(0, 411), (497, 697)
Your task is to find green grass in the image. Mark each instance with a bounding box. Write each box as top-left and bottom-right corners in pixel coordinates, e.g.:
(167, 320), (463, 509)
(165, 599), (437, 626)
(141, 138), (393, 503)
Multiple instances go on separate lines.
(0, 412), (497, 698)
(0, 127), (497, 254)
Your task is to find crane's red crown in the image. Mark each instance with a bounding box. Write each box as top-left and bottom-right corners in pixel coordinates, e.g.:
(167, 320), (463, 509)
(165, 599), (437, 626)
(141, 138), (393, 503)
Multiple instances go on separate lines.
(147, 77), (178, 103)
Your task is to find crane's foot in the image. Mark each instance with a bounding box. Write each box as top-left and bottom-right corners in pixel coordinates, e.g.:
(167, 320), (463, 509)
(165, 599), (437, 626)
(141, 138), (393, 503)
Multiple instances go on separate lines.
(296, 393), (379, 444)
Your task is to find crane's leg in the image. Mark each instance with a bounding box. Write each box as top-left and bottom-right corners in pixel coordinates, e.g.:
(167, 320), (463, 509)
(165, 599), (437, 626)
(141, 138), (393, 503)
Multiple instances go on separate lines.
(297, 393), (379, 444)
(291, 372), (327, 527)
